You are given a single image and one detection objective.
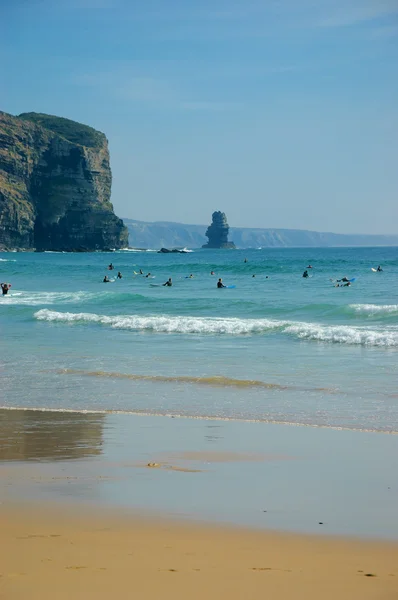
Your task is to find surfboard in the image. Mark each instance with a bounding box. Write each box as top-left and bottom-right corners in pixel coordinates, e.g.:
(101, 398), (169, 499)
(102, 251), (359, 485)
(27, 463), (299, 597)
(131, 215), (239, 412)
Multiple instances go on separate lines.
(150, 283), (164, 287)
(226, 285), (236, 289)
(371, 268), (378, 272)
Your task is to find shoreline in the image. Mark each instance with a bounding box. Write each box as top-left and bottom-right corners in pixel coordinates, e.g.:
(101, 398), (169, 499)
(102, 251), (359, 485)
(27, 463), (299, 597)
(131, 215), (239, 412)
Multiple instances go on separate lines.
(1, 502), (398, 600)
(1, 405), (397, 435)
(1, 408), (398, 540)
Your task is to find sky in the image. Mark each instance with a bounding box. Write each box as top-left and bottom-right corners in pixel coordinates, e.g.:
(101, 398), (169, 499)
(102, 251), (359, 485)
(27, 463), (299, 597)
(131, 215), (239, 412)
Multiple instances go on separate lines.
(2, 0), (398, 234)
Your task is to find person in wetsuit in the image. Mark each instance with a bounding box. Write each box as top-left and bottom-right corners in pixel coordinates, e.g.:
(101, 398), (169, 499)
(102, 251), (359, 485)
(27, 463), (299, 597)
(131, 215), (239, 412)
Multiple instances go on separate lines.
(117, 272), (122, 279)
(103, 276), (110, 283)
(217, 278), (226, 288)
(377, 265), (383, 272)
(1, 283), (10, 295)
(337, 277), (350, 283)
(163, 278), (172, 287)
(302, 270), (309, 278)
(108, 263), (114, 270)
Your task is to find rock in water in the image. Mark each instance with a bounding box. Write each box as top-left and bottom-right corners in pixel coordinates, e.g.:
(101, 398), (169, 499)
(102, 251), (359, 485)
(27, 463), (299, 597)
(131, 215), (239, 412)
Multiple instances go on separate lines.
(0, 111), (128, 251)
(202, 211), (236, 249)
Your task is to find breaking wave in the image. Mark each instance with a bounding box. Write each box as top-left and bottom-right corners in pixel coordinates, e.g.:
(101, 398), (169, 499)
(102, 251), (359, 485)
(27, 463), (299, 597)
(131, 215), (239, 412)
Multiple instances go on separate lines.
(34, 309), (398, 347)
(349, 304), (398, 316)
(0, 290), (148, 306)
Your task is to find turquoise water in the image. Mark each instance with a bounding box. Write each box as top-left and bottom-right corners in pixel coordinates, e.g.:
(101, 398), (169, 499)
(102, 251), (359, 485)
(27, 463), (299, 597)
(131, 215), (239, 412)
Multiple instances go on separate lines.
(1, 247), (398, 432)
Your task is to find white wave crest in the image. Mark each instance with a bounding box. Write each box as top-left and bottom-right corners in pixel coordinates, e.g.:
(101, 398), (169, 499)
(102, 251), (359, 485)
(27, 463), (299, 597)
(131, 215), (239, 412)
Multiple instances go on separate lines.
(1, 291), (102, 306)
(0, 258), (16, 262)
(349, 304), (398, 316)
(34, 309), (398, 346)
(34, 309), (285, 334)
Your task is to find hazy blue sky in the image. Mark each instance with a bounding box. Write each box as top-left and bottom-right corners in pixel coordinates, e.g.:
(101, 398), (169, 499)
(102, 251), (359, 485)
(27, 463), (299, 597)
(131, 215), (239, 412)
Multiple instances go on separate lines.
(2, 0), (398, 233)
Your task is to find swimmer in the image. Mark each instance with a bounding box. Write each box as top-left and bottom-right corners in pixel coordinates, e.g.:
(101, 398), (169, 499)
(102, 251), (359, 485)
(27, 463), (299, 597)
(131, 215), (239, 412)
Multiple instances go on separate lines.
(1, 282), (10, 295)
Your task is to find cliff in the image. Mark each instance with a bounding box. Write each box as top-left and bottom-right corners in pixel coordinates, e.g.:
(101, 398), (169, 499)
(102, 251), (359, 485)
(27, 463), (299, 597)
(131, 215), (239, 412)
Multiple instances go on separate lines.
(0, 111), (128, 251)
(124, 219), (398, 249)
(202, 211), (236, 249)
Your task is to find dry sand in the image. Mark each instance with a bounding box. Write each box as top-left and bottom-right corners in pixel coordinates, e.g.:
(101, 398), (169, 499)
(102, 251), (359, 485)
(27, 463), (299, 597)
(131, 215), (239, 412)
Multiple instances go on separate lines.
(1, 503), (397, 600)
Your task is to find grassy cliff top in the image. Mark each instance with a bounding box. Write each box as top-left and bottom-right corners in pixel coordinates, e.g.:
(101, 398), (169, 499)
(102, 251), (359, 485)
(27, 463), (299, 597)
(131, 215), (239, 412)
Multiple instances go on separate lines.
(18, 112), (106, 148)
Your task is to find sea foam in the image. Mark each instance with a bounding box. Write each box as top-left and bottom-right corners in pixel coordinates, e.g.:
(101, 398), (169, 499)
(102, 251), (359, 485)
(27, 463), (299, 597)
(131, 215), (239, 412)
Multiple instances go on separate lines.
(349, 304), (398, 316)
(34, 309), (398, 346)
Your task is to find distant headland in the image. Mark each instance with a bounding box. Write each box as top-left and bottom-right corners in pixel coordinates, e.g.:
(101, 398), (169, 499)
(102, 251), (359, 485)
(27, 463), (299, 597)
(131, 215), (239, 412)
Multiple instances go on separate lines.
(124, 218), (398, 250)
(0, 111), (127, 252)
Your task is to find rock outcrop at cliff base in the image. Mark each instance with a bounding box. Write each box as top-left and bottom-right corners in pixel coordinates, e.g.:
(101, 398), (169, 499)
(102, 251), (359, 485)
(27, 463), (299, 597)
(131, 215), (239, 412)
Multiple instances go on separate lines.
(0, 111), (128, 251)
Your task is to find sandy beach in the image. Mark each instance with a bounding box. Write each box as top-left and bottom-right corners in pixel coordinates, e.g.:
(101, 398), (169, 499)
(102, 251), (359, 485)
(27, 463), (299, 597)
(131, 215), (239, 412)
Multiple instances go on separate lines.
(1, 503), (398, 600)
(1, 409), (398, 599)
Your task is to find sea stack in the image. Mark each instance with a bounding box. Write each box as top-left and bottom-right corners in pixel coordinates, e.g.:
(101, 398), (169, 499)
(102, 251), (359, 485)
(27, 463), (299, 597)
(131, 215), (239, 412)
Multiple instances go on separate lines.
(202, 211), (236, 249)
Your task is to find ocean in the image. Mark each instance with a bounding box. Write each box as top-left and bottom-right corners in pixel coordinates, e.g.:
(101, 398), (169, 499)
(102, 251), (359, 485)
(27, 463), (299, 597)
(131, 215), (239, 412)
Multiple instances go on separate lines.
(1, 246), (397, 433)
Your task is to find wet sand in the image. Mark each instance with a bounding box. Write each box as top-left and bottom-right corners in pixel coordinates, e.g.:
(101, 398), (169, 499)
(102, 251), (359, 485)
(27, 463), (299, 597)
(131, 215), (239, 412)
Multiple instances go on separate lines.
(1, 503), (398, 600)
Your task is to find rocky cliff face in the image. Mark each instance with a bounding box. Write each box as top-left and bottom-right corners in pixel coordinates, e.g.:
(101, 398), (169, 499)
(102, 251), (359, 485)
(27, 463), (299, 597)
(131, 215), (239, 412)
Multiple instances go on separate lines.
(202, 211), (236, 249)
(0, 111), (128, 251)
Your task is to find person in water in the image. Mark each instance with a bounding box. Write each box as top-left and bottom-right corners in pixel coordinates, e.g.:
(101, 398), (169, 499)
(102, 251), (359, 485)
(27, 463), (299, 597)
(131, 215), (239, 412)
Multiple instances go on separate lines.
(337, 277), (350, 283)
(244, 258), (248, 263)
(163, 278), (172, 287)
(1, 283), (10, 295)
(307, 265), (313, 269)
(188, 274), (193, 278)
(210, 271), (215, 275)
(117, 272), (122, 279)
(103, 276), (110, 283)
(335, 282), (351, 287)
(377, 265), (383, 272)
(252, 274), (256, 278)
(302, 270), (309, 278)
(145, 272), (152, 278)
(217, 278), (226, 288)
(108, 263), (114, 270)
(139, 269), (143, 275)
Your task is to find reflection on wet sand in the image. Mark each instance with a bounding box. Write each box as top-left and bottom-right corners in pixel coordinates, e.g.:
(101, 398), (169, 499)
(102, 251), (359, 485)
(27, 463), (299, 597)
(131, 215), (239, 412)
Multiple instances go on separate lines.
(0, 409), (104, 461)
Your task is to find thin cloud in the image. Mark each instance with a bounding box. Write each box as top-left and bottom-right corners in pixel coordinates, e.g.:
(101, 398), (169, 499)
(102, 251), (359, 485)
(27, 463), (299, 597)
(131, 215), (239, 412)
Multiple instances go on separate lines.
(316, 0), (398, 28)
(72, 71), (241, 111)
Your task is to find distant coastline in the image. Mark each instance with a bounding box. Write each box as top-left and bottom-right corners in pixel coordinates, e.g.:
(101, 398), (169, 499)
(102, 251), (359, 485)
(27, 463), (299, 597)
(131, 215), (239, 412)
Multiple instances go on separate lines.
(124, 218), (398, 250)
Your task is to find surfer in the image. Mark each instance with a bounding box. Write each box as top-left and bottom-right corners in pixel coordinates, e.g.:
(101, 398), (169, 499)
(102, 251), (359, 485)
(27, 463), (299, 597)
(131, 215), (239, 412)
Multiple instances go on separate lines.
(337, 277), (350, 283)
(103, 276), (110, 283)
(108, 263), (114, 271)
(244, 258), (248, 263)
(307, 265), (313, 269)
(302, 270), (309, 278)
(210, 271), (215, 275)
(145, 272), (152, 278)
(377, 265), (383, 272)
(1, 282), (10, 295)
(117, 272), (122, 279)
(252, 274), (256, 278)
(139, 269), (143, 275)
(217, 278), (226, 288)
(163, 278), (172, 287)
(335, 282), (351, 287)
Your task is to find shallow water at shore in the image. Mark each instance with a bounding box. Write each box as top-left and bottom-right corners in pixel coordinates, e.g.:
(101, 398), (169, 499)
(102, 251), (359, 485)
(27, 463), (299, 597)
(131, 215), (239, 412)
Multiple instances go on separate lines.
(1, 247), (398, 431)
(1, 409), (398, 539)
